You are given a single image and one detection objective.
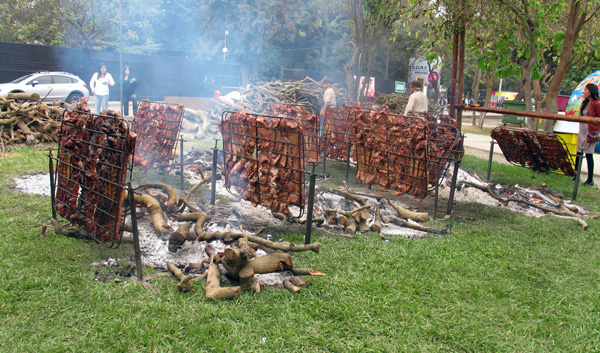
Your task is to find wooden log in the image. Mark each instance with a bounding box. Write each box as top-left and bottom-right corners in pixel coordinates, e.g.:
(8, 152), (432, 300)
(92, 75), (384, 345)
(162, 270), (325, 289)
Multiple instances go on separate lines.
(283, 279), (301, 292)
(246, 235), (322, 253)
(371, 206), (382, 233)
(382, 215), (451, 234)
(388, 200), (429, 222)
(177, 211), (211, 240)
(138, 183), (178, 212)
(131, 193), (171, 233)
(358, 217), (370, 232)
(247, 241), (284, 254)
(344, 218), (357, 234)
(321, 187), (367, 205)
(292, 268), (326, 276)
(168, 222), (194, 252)
(289, 276), (307, 287)
(167, 262), (195, 292)
(324, 204), (372, 218)
(16, 120), (38, 145)
(205, 258), (241, 300)
(7, 92), (40, 101)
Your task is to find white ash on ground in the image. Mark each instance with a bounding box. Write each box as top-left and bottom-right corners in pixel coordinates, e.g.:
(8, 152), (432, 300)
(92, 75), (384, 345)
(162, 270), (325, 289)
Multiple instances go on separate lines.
(12, 173), (51, 197)
(439, 168), (588, 217)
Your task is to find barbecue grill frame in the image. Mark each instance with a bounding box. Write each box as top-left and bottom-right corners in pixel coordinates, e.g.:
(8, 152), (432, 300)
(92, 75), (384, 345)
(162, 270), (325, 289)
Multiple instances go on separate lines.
(50, 109), (136, 248)
(490, 126), (576, 176)
(262, 103), (321, 165)
(131, 100), (184, 172)
(220, 111), (307, 219)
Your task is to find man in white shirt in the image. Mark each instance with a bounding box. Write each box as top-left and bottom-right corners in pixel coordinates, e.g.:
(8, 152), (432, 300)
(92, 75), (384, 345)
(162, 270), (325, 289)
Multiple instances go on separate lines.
(320, 80), (336, 134)
(404, 80), (429, 115)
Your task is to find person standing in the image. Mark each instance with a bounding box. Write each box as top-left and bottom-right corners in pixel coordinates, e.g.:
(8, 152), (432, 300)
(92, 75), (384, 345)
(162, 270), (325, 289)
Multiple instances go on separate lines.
(90, 63), (114, 115)
(404, 80), (428, 115)
(319, 79), (336, 134)
(121, 65), (138, 116)
(575, 83), (600, 186)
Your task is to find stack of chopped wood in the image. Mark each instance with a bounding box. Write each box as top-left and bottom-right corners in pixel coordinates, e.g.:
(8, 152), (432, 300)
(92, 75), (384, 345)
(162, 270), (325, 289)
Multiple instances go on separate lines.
(208, 77), (347, 119)
(0, 93), (65, 149)
(375, 92), (443, 115)
(374, 93), (411, 115)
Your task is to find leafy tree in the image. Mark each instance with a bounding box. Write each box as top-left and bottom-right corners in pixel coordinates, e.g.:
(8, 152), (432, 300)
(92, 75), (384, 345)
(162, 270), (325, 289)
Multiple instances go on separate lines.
(0, 0), (63, 45)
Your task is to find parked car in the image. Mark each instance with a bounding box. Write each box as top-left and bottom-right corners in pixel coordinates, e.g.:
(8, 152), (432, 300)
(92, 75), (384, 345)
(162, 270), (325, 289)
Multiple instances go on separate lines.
(0, 71), (89, 104)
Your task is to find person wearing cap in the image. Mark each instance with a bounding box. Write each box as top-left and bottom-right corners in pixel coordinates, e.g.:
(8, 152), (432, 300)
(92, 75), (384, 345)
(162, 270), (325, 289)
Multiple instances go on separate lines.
(404, 80), (429, 115)
(320, 79), (336, 134)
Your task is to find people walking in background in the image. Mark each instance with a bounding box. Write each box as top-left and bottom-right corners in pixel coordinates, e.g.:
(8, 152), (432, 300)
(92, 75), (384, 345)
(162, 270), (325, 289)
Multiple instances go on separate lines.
(575, 83), (600, 186)
(121, 65), (138, 116)
(90, 63), (114, 115)
(404, 80), (428, 115)
(319, 79), (336, 134)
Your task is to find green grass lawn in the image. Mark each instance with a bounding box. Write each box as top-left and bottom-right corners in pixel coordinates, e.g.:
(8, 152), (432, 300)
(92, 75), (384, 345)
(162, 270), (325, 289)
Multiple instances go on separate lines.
(1, 145), (599, 352)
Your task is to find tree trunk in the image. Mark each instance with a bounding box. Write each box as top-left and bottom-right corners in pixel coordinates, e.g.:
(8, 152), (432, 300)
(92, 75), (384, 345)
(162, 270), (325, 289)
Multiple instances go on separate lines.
(543, 0), (585, 133)
(478, 67), (497, 130)
(471, 68), (481, 126)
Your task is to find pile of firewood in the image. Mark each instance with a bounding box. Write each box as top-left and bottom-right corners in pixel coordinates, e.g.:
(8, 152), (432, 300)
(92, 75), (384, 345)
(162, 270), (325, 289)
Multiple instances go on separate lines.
(0, 93), (65, 150)
(374, 93), (410, 115)
(128, 181), (323, 299)
(208, 77), (347, 120)
(317, 185), (450, 237)
(374, 93), (442, 115)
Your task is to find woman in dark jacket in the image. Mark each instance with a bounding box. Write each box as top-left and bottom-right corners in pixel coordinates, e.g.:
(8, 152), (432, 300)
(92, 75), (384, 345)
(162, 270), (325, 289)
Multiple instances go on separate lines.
(121, 65), (138, 116)
(575, 83), (600, 186)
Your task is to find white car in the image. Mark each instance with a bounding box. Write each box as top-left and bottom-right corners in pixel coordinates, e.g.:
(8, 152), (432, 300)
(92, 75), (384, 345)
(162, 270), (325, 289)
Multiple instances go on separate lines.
(0, 71), (89, 104)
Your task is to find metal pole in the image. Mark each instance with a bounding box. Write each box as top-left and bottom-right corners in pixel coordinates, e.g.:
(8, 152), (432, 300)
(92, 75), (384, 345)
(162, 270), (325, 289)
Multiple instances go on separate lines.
(48, 150), (56, 219)
(211, 139), (219, 205)
(457, 27), (466, 129)
(487, 141), (495, 181)
(434, 181), (439, 219)
(128, 183), (143, 281)
(304, 164), (317, 245)
(345, 143), (352, 182)
(180, 136), (184, 191)
(450, 32), (459, 123)
(446, 158), (461, 216)
(119, 0), (123, 116)
(322, 134), (327, 177)
(573, 154), (583, 201)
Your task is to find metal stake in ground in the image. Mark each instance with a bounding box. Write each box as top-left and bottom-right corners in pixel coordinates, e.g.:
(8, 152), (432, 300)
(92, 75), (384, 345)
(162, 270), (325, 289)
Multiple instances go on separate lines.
(211, 138), (220, 205)
(180, 136), (185, 191)
(128, 182), (143, 281)
(305, 163), (317, 245)
(48, 149), (56, 220)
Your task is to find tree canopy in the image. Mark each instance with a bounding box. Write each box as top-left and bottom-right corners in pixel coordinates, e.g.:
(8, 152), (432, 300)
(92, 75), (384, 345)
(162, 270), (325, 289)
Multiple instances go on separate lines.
(1, 0), (599, 101)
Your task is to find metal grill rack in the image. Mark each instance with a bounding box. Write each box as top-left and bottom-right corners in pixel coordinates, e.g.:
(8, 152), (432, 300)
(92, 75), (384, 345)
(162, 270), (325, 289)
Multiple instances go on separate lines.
(352, 111), (430, 199)
(220, 111), (306, 218)
(263, 103), (320, 165)
(425, 114), (463, 187)
(50, 109), (136, 248)
(132, 100), (184, 171)
(490, 126), (575, 175)
(322, 105), (360, 162)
